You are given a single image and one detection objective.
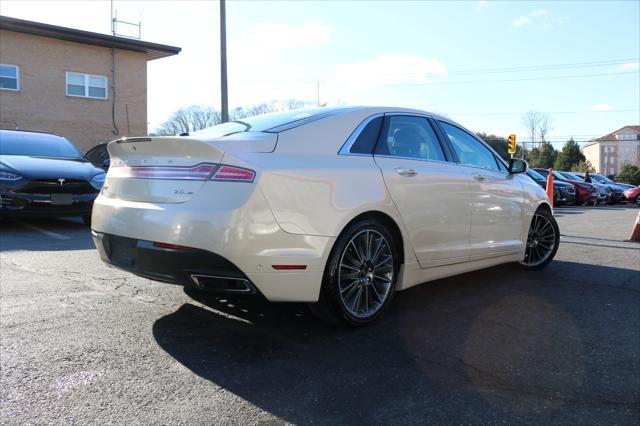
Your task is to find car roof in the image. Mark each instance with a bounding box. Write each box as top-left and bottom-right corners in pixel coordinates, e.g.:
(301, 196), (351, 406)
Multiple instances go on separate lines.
(0, 128), (69, 142)
(331, 105), (449, 120)
(1, 128), (61, 136)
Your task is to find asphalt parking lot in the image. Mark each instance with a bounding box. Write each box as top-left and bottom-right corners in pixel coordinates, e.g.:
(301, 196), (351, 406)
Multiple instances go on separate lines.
(1, 206), (639, 424)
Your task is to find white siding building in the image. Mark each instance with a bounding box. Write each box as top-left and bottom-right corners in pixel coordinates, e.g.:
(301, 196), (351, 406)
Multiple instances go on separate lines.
(583, 126), (640, 176)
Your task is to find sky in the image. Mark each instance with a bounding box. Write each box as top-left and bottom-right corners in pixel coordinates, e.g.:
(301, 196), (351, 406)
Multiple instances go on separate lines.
(1, 0), (639, 147)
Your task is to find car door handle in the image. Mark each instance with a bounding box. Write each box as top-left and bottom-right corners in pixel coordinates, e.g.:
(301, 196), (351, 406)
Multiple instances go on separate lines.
(396, 168), (418, 177)
(473, 174), (486, 181)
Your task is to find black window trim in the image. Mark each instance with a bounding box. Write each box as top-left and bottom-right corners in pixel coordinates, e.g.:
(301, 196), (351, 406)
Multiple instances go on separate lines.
(337, 113), (384, 156)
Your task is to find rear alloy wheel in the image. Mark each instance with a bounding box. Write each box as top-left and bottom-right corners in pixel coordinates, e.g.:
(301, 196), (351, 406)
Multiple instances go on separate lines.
(310, 219), (399, 326)
(519, 208), (559, 270)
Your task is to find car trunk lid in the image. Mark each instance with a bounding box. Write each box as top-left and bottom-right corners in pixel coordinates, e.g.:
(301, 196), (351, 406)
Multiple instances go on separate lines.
(104, 134), (275, 203)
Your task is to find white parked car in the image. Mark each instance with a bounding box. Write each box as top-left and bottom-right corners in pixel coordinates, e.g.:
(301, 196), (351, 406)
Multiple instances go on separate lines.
(92, 107), (559, 326)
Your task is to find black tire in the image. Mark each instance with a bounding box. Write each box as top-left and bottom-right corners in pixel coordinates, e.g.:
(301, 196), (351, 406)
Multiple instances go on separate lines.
(309, 218), (400, 327)
(82, 214), (92, 226)
(519, 207), (560, 270)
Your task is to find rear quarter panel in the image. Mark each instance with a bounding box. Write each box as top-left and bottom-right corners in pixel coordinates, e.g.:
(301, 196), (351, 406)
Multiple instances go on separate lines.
(255, 109), (418, 264)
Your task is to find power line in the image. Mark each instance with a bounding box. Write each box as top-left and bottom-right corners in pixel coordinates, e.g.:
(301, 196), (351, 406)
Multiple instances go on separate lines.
(329, 71), (638, 89)
(234, 70), (637, 91)
(451, 109), (639, 116)
(441, 58), (638, 76)
(232, 57), (639, 85)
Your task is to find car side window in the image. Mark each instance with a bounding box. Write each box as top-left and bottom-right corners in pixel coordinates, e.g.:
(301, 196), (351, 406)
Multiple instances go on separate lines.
(375, 116), (445, 162)
(350, 116), (383, 154)
(439, 121), (499, 171)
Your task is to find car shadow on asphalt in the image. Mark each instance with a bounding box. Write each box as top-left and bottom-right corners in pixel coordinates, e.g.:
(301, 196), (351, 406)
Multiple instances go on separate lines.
(152, 261), (639, 424)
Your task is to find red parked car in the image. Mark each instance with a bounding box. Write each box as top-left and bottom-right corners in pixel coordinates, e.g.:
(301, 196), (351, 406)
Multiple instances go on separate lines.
(533, 168), (597, 205)
(623, 186), (640, 206)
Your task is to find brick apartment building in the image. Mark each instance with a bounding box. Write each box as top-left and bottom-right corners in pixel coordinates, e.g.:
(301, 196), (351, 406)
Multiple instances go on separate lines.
(583, 126), (640, 177)
(0, 16), (180, 152)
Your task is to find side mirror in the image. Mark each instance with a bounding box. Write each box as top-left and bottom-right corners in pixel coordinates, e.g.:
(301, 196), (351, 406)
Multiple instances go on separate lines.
(508, 158), (527, 174)
(103, 159), (111, 168)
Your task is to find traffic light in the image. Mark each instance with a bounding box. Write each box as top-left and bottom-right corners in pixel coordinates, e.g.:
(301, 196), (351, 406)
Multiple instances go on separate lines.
(508, 134), (517, 155)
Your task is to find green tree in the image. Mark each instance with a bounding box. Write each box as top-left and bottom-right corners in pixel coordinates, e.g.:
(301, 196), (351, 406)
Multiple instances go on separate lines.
(537, 142), (557, 169)
(617, 163), (640, 185)
(554, 138), (585, 171)
(570, 160), (594, 173)
(526, 147), (541, 167)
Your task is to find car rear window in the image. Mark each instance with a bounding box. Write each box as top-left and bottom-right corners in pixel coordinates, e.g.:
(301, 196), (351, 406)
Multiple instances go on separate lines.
(0, 131), (83, 159)
(191, 107), (350, 139)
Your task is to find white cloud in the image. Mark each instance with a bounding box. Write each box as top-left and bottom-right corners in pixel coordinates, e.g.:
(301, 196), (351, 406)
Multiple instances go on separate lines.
(513, 9), (568, 29)
(239, 21), (332, 50)
(591, 103), (612, 111)
(320, 55), (447, 106)
(334, 55), (447, 87)
(530, 9), (549, 18)
(619, 61), (640, 70)
(513, 15), (532, 27)
(226, 21), (333, 106)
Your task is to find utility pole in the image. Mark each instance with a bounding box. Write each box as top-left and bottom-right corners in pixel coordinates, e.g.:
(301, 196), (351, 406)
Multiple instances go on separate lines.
(220, 0), (229, 122)
(316, 81), (320, 106)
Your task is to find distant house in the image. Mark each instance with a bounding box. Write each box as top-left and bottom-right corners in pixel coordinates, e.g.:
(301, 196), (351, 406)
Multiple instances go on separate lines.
(583, 125), (640, 176)
(0, 16), (180, 152)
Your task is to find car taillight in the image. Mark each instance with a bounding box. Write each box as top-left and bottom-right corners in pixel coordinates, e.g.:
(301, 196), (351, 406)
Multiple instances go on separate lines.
(210, 165), (255, 182)
(110, 163), (217, 180)
(109, 163), (255, 182)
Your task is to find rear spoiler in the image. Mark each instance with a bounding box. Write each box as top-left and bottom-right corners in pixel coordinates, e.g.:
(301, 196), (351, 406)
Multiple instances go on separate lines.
(114, 137), (152, 144)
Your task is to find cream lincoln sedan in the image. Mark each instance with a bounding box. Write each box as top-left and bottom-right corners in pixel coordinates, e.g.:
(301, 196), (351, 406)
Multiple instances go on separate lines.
(92, 106), (559, 326)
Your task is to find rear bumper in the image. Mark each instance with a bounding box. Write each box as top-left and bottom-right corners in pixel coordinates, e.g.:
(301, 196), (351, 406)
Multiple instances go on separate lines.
(91, 185), (334, 302)
(92, 231), (264, 297)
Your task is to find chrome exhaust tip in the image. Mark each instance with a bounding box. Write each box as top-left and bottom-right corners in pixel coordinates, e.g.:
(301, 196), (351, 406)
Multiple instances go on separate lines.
(189, 274), (253, 293)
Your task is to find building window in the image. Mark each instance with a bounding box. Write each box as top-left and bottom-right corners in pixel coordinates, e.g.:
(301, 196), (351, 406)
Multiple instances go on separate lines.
(617, 133), (637, 141)
(0, 64), (19, 91)
(66, 72), (107, 99)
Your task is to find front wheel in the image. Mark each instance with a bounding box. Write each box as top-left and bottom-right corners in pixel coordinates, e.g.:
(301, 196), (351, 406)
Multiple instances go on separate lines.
(310, 219), (399, 326)
(519, 208), (560, 270)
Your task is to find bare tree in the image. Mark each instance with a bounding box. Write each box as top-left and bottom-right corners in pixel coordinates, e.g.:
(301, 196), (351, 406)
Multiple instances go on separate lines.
(156, 99), (310, 134)
(230, 99), (309, 120)
(538, 114), (553, 144)
(521, 111), (542, 148)
(247, 102), (278, 116)
(285, 98), (305, 110)
(156, 105), (221, 135)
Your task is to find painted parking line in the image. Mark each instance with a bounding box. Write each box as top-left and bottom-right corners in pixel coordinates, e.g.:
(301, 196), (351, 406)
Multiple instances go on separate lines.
(17, 221), (70, 240)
